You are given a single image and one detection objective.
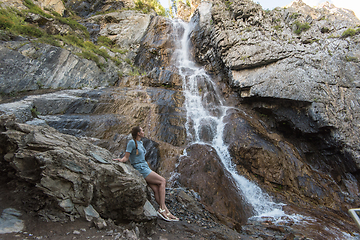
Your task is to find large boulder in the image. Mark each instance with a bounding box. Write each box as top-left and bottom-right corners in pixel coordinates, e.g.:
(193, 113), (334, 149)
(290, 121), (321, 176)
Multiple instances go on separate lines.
(0, 113), (156, 223)
(177, 143), (253, 229)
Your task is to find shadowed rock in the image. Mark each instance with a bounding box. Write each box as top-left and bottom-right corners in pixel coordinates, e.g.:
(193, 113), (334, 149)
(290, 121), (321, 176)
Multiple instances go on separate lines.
(177, 143), (253, 229)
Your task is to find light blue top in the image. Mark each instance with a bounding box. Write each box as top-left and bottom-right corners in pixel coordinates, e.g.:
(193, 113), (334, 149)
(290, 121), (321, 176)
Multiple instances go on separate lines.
(126, 139), (147, 166)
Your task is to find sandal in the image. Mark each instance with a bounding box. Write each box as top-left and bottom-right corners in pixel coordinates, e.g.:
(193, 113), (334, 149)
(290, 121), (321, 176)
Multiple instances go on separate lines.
(157, 208), (171, 221)
(166, 212), (179, 222)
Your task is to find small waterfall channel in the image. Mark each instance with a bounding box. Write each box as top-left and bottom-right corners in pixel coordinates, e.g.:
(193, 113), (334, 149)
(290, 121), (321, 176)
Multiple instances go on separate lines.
(171, 19), (291, 221)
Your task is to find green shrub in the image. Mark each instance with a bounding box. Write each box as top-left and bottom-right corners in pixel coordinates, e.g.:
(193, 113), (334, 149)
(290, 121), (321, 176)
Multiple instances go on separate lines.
(37, 35), (62, 47)
(62, 34), (85, 47)
(112, 57), (122, 66)
(16, 24), (44, 37)
(290, 12), (300, 19)
(0, 15), (14, 29)
(97, 36), (114, 48)
(345, 55), (358, 62)
(274, 25), (282, 31)
(93, 48), (110, 60)
(293, 21), (310, 35)
(112, 48), (128, 54)
(341, 28), (357, 38)
(134, 0), (166, 16)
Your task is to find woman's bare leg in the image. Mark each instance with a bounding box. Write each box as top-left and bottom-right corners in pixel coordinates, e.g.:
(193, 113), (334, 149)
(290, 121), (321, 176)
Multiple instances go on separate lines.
(148, 183), (160, 206)
(145, 172), (178, 220)
(145, 172), (166, 210)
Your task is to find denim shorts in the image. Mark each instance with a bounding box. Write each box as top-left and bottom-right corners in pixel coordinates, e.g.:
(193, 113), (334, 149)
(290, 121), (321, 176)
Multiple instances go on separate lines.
(132, 162), (152, 178)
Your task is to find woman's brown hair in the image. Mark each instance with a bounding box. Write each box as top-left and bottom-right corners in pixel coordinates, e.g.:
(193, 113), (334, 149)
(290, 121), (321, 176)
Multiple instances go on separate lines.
(131, 126), (141, 155)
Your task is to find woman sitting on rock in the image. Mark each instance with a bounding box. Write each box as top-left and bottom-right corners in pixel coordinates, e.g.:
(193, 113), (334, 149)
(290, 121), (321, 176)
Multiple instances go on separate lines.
(113, 126), (179, 222)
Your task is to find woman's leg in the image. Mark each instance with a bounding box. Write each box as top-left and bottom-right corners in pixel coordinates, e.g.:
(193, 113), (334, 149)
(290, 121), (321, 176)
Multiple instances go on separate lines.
(148, 183), (160, 206)
(145, 172), (166, 210)
(145, 172), (178, 220)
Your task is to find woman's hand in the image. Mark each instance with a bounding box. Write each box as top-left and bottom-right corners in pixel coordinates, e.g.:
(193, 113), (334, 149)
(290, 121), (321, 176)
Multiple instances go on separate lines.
(113, 157), (126, 162)
(113, 152), (130, 163)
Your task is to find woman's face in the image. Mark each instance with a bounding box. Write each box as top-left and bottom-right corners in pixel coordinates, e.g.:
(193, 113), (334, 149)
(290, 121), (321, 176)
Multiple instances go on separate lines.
(138, 127), (145, 138)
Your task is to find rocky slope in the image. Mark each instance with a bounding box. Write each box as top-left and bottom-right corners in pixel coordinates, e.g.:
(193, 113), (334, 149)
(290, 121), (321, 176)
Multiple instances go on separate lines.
(1, 0), (360, 239)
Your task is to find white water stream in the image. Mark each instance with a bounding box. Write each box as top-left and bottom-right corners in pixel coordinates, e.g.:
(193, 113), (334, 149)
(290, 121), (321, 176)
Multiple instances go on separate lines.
(171, 19), (290, 220)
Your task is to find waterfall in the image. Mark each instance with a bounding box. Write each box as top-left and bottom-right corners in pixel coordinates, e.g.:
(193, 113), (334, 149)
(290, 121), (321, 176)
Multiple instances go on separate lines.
(171, 19), (290, 220)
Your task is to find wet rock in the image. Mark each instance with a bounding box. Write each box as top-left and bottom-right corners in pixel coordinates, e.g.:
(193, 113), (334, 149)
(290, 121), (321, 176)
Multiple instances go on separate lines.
(177, 143), (253, 228)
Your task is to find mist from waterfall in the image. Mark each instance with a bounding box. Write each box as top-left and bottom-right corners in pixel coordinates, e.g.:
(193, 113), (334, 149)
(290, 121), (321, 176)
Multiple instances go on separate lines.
(171, 19), (290, 220)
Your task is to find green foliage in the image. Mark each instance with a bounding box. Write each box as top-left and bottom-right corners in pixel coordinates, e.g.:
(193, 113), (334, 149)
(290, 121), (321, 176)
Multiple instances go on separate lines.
(30, 106), (40, 117)
(273, 25), (282, 31)
(62, 34), (85, 47)
(290, 12), (300, 19)
(18, 24), (44, 37)
(97, 36), (114, 48)
(36, 80), (43, 89)
(224, 0), (233, 11)
(186, 0), (191, 7)
(341, 28), (360, 38)
(345, 55), (358, 62)
(129, 68), (140, 76)
(293, 21), (310, 35)
(112, 48), (128, 54)
(134, 0), (166, 17)
(112, 58), (122, 66)
(125, 58), (132, 65)
(0, 3), (138, 73)
(93, 48), (110, 60)
(37, 35), (62, 47)
(0, 7), (45, 37)
(0, 15), (14, 30)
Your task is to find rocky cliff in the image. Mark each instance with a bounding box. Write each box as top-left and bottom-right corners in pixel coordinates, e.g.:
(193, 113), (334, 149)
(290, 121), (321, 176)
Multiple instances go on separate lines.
(1, 0), (360, 239)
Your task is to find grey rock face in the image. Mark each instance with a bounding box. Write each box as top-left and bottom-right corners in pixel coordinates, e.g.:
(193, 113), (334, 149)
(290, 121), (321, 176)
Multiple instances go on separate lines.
(65, 0), (132, 18)
(0, 42), (119, 94)
(83, 11), (153, 50)
(190, 0), (360, 166)
(0, 208), (24, 234)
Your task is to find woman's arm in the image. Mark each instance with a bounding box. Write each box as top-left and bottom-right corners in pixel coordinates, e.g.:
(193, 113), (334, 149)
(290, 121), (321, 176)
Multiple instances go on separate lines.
(113, 152), (130, 162)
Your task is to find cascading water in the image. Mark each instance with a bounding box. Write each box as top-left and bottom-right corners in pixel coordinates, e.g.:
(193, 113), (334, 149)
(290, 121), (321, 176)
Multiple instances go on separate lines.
(171, 19), (289, 220)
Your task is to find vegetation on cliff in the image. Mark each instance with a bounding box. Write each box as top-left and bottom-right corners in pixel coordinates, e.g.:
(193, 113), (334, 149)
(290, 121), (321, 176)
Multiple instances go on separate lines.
(0, 0), (166, 71)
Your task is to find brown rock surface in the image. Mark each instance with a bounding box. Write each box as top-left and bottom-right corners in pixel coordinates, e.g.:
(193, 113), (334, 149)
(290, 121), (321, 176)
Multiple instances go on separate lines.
(177, 143), (253, 228)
